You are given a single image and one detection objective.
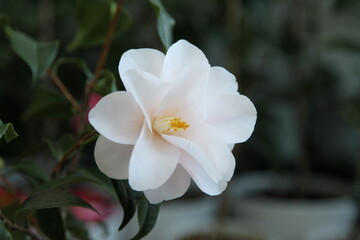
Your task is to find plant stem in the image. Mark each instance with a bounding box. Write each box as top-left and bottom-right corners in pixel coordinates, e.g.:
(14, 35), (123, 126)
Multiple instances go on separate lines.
(51, 130), (97, 178)
(0, 211), (40, 240)
(48, 69), (82, 112)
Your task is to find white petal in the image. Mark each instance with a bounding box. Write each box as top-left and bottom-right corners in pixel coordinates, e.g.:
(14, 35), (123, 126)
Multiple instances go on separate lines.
(118, 48), (164, 78)
(207, 66), (238, 97)
(89, 91), (143, 144)
(122, 70), (169, 131)
(129, 123), (180, 191)
(144, 165), (191, 204)
(162, 124), (234, 183)
(94, 135), (132, 179)
(180, 152), (227, 195)
(206, 94), (257, 143)
(162, 39), (209, 83)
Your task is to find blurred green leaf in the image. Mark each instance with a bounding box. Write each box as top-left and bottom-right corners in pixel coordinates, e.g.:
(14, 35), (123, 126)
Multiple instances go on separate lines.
(149, 0), (175, 50)
(44, 134), (75, 161)
(22, 88), (72, 120)
(34, 175), (95, 193)
(65, 213), (89, 240)
(16, 161), (49, 184)
(94, 70), (118, 95)
(0, 120), (18, 143)
(0, 220), (12, 240)
(16, 189), (98, 217)
(131, 196), (160, 240)
(53, 58), (94, 80)
(5, 27), (59, 86)
(36, 208), (65, 240)
(67, 0), (131, 51)
(111, 180), (141, 231)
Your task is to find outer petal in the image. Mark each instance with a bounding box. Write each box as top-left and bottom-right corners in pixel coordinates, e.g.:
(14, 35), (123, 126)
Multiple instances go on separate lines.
(162, 124), (234, 184)
(89, 91), (143, 144)
(144, 165), (191, 204)
(94, 135), (132, 179)
(118, 48), (165, 78)
(207, 66), (238, 97)
(129, 123), (180, 191)
(179, 152), (228, 195)
(161, 39), (209, 83)
(206, 94), (257, 143)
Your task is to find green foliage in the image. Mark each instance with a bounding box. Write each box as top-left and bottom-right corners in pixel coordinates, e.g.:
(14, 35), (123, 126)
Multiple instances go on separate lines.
(33, 175), (95, 193)
(149, 0), (175, 50)
(131, 196), (160, 240)
(15, 161), (49, 184)
(44, 134), (75, 161)
(0, 220), (13, 240)
(22, 88), (73, 120)
(67, 0), (131, 51)
(53, 58), (94, 80)
(94, 70), (119, 95)
(0, 120), (18, 143)
(36, 208), (65, 240)
(4, 27), (59, 86)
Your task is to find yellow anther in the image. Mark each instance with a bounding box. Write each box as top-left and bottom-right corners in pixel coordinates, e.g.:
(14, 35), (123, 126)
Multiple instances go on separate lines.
(154, 117), (190, 134)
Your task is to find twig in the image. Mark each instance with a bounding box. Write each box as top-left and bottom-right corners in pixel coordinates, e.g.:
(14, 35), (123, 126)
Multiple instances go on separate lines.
(84, 0), (124, 99)
(0, 211), (40, 240)
(47, 69), (82, 112)
(51, 130), (97, 178)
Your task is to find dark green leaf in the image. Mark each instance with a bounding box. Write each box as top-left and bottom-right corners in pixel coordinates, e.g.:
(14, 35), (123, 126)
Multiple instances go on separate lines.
(16, 161), (49, 184)
(34, 175), (95, 193)
(16, 189), (98, 217)
(5, 27), (59, 86)
(0, 220), (13, 240)
(22, 87), (72, 120)
(0, 120), (18, 143)
(65, 213), (89, 240)
(44, 134), (75, 161)
(67, 0), (131, 51)
(94, 70), (119, 95)
(53, 58), (93, 79)
(111, 180), (141, 231)
(131, 196), (160, 240)
(149, 0), (175, 50)
(36, 208), (65, 240)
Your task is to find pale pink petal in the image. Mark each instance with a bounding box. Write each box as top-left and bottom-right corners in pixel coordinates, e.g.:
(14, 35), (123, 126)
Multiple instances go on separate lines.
(162, 124), (234, 183)
(180, 152), (227, 195)
(207, 66), (238, 97)
(129, 124), (180, 191)
(144, 165), (191, 204)
(94, 135), (132, 179)
(89, 92), (143, 144)
(206, 94), (257, 143)
(118, 48), (164, 78)
(162, 39), (209, 83)
(122, 70), (170, 130)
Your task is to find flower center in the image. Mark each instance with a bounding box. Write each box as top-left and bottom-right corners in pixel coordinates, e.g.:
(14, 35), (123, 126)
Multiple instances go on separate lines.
(153, 117), (190, 134)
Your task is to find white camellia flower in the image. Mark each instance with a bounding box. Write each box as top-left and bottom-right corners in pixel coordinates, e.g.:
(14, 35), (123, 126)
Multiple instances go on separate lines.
(89, 39), (257, 204)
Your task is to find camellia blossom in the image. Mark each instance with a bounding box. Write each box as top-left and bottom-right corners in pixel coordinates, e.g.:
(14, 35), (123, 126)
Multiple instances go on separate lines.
(89, 39), (257, 204)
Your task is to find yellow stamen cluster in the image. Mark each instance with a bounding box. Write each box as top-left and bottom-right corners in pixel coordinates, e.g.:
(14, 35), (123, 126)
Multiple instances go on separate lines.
(154, 117), (190, 134)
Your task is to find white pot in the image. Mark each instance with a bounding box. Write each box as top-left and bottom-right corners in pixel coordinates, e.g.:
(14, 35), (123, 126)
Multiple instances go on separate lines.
(230, 172), (358, 240)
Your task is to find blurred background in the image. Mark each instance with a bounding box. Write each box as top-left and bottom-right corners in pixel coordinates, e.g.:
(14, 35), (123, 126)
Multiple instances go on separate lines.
(1, 0), (360, 239)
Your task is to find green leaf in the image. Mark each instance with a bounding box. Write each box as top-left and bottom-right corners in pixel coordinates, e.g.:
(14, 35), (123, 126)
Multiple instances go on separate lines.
(67, 0), (131, 51)
(94, 70), (119, 95)
(16, 161), (49, 184)
(131, 196), (160, 240)
(36, 208), (65, 240)
(5, 27), (59, 86)
(16, 189), (98, 217)
(0, 120), (18, 143)
(53, 58), (93, 80)
(0, 220), (13, 240)
(149, 0), (175, 50)
(34, 175), (95, 193)
(65, 213), (89, 240)
(111, 180), (141, 231)
(44, 134), (75, 161)
(22, 87), (72, 120)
